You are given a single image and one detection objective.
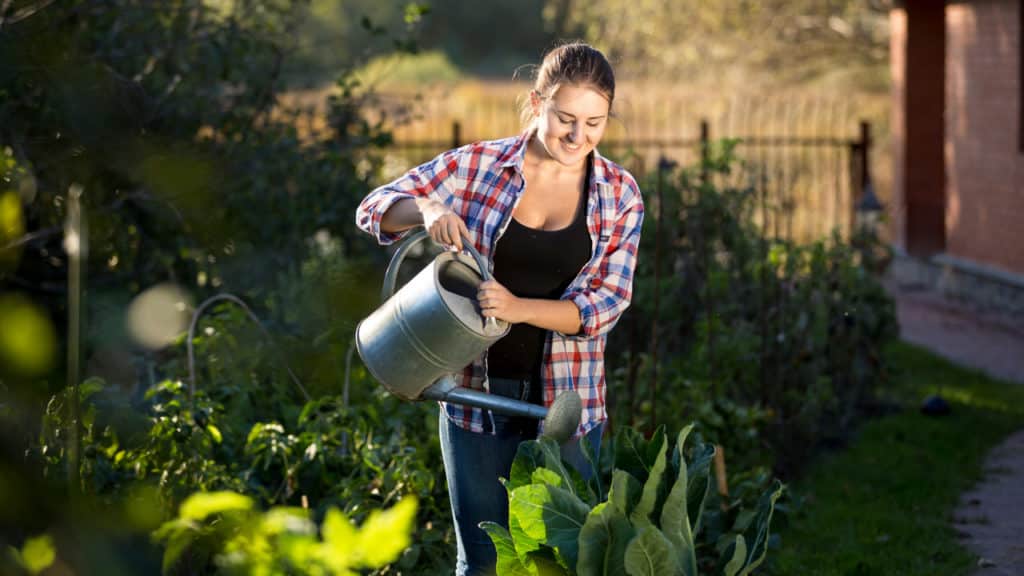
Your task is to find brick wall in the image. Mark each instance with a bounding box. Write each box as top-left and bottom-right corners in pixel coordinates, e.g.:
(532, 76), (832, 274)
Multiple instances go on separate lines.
(945, 0), (1024, 275)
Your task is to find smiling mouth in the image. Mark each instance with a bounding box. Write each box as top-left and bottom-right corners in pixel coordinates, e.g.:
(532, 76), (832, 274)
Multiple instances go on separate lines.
(562, 141), (581, 152)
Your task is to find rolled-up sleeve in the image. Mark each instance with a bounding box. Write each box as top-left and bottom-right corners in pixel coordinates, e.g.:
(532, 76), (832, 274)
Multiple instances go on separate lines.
(564, 189), (644, 339)
(355, 147), (461, 245)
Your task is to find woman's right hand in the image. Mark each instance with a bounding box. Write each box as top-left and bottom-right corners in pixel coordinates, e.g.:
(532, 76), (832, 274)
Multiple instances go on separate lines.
(416, 197), (470, 251)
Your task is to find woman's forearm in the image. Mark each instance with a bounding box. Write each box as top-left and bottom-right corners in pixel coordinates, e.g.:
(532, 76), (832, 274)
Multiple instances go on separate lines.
(380, 198), (424, 233)
(518, 298), (582, 335)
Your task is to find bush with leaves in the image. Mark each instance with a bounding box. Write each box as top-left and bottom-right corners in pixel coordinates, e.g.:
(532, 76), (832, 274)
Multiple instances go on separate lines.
(30, 369), (455, 574)
(483, 424), (785, 575)
(608, 143), (897, 478)
(153, 491), (417, 575)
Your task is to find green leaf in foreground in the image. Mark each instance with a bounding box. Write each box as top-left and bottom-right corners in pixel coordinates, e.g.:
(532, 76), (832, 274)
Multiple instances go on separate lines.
(509, 483), (590, 572)
(722, 535), (747, 576)
(179, 491), (253, 521)
(629, 431), (668, 529)
(623, 527), (682, 576)
(659, 427), (698, 575)
(14, 534), (56, 575)
(576, 501), (635, 576)
(609, 470), (643, 516)
(480, 522), (535, 576)
(718, 480), (785, 575)
(355, 496), (418, 566)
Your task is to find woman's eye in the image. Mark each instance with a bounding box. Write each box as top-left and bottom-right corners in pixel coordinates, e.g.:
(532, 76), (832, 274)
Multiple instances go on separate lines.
(559, 118), (573, 125)
(587, 122), (601, 128)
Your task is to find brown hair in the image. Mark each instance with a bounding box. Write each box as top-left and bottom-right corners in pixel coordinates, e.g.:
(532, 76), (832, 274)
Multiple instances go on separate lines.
(519, 41), (616, 127)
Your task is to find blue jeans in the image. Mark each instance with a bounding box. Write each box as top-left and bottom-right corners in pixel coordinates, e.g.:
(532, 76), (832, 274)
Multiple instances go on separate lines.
(438, 382), (604, 576)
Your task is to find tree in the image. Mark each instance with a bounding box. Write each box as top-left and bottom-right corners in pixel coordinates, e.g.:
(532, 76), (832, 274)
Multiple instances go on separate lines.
(547, 0), (892, 87)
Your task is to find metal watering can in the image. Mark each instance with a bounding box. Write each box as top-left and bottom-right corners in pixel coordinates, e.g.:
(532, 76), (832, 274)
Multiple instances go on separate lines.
(355, 229), (582, 442)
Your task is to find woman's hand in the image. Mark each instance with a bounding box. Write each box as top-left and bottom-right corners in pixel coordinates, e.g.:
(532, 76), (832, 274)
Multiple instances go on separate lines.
(416, 198), (469, 250)
(477, 280), (529, 324)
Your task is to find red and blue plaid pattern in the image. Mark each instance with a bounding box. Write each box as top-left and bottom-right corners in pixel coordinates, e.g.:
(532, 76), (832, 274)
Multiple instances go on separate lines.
(356, 133), (644, 438)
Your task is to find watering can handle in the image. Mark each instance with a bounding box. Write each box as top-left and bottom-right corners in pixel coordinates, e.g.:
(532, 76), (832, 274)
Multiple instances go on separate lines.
(380, 228), (494, 302)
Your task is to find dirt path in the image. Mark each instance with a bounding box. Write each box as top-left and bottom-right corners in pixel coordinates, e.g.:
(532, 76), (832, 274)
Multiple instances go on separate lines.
(888, 281), (1024, 575)
(954, 430), (1024, 575)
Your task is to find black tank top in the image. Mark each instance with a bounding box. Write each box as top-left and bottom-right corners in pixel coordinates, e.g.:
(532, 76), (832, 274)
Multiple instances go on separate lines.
(487, 160), (593, 385)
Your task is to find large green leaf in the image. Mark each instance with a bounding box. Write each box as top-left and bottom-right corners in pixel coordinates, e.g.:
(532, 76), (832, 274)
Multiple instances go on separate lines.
(659, 428), (697, 576)
(608, 470), (642, 516)
(509, 483), (591, 572)
(16, 534), (56, 575)
(527, 547), (571, 575)
(355, 496), (418, 567)
(737, 480), (785, 575)
(628, 432), (668, 529)
(623, 527), (682, 576)
(721, 535), (747, 576)
(179, 491), (253, 521)
(613, 426), (665, 483)
(579, 432), (605, 503)
(717, 480), (785, 576)
(510, 437), (583, 498)
(510, 508), (542, 561)
(576, 502), (636, 576)
(480, 522), (536, 576)
(685, 442), (716, 537)
(533, 467), (566, 488)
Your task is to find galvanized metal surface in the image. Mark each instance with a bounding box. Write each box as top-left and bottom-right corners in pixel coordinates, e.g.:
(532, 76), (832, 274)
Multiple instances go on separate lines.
(356, 230), (508, 401)
(357, 228), (584, 441)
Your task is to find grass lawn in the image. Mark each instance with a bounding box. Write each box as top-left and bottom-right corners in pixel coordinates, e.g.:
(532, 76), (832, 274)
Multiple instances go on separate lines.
(767, 341), (1024, 575)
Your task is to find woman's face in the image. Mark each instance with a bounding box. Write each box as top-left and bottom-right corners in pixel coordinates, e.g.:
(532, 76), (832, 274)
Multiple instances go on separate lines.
(532, 83), (610, 167)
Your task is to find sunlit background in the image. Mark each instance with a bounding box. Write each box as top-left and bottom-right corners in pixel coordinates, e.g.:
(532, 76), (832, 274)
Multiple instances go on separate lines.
(3, 1), (1022, 575)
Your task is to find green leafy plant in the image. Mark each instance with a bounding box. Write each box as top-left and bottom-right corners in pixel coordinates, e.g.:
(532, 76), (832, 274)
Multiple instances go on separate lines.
(609, 143), (898, 479)
(6, 534), (56, 576)
(153, 491), (417, 575)
(483, 424), (785, 575)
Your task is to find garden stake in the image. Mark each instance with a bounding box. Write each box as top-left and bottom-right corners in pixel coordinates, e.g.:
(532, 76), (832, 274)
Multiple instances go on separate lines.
(64, 183), (86, 494)
(714, 443), (730, 511)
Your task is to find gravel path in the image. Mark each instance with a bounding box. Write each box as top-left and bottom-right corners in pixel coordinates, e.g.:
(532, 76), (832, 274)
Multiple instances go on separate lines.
(888, 281), (1024, 575)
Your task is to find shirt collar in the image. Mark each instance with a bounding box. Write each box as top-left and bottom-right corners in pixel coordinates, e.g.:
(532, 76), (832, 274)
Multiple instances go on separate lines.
(501, 131), (613, 186)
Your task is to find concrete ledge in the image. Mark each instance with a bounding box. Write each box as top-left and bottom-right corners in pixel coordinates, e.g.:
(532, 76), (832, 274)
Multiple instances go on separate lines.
(887, 247), (1024, 319)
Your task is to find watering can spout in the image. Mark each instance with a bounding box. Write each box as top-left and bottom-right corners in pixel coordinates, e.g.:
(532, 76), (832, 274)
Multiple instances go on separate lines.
(421, 375), (582, 444)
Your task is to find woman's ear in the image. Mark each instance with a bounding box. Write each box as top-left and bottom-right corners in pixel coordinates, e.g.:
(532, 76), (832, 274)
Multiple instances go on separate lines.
(529, 90), (542, 116)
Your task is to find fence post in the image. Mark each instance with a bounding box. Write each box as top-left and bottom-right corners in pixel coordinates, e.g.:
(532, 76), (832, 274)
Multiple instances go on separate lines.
(452, 121), (462, 149)
(849, 121), (871, 235)
(700, 118), (710, 186)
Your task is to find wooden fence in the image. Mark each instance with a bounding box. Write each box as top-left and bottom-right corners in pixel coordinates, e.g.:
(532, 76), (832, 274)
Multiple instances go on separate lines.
(383, 117), (876, 243)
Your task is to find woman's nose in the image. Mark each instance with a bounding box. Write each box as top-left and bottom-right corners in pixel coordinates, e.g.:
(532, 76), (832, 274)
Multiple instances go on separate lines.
(567, 123), (581, 142)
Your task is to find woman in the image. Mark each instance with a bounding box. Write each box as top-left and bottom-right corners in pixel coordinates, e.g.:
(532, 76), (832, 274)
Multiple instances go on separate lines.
(355, 42), (643, 575)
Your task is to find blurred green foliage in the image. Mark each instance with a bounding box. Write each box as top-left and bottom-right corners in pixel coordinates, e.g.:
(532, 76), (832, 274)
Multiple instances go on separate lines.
(28, 301), (456, 573)
(608, 145), (898, 479)
(0, 1), (898, 573)
(286, 0), (890, 87)
(0, 0), (438, 572)
(154, 491), (417, 575)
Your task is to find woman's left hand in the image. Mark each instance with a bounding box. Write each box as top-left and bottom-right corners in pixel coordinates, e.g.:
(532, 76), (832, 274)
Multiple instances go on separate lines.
(477, 280), (529, 324)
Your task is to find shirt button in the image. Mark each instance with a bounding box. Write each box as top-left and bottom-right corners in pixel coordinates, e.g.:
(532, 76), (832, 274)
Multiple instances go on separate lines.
(589, 277), (602, 290)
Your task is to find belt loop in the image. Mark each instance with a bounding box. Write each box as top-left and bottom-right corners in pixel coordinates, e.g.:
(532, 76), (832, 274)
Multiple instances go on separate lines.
(521, 378), (529, 402)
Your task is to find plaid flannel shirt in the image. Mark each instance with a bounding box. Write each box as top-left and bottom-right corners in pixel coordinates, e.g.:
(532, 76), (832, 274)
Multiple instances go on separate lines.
(355, 133), (644, 438)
